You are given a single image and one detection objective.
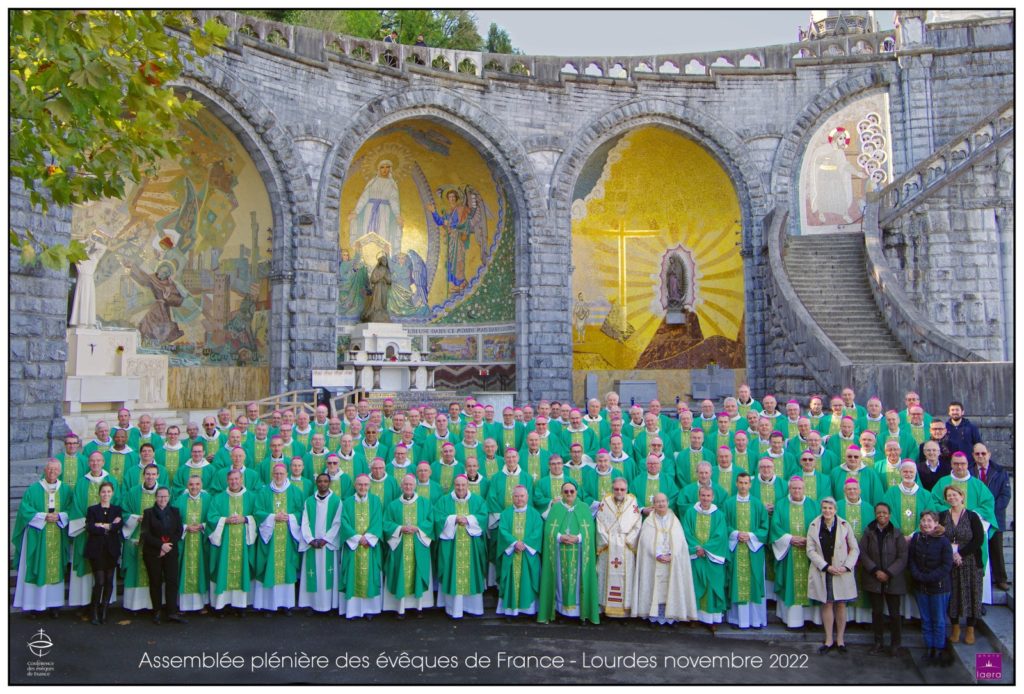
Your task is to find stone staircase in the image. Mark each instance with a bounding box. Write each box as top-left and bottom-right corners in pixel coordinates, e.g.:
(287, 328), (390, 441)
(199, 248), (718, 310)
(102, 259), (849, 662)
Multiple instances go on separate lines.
(783, 232), (910, 363)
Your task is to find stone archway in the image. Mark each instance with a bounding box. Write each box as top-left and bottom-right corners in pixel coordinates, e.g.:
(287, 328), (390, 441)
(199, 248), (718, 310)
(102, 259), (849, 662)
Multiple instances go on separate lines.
(769, 67), (894, 215)
(173, 69), (333, 394)
(321, 87), (547, 400)
(548, 99), (773, 397)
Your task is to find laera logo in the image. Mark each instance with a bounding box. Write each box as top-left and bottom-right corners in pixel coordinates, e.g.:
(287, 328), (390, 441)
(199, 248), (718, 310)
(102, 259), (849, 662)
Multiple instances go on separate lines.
(28, 629), (54, 658)
(975, 653), (1002, 680)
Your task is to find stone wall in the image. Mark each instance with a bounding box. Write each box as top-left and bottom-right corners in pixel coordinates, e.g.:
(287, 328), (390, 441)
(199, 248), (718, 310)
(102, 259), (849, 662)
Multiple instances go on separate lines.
(9, 179), (72, 464)
(880, 140), (1013, 360)
(6, 10), (1014, 474)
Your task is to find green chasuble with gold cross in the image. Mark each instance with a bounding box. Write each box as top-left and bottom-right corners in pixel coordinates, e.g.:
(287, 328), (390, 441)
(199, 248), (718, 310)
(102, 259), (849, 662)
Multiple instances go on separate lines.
(206, 489), (257, 596)
(254, 482), (305, 588)
(339, 495), (384, 599)
(497, 505), (544, 612)
(173, 490), (211, 602)
(12, 480), (72, 589)
(769, 497), (818, 609)
(383, 495), (433, 599)
(537, 501), (600, 625)
(433, 492), (488, 596)
(682, 504), (730, 615)
(724, 495), (769, 605)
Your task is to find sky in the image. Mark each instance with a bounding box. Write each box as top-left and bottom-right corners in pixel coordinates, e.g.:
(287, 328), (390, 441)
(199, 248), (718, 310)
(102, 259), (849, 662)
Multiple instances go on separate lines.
(473, 9), (896, 56)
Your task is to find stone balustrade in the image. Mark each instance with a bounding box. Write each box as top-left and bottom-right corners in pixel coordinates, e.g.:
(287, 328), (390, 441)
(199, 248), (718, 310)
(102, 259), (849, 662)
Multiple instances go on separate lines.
(875, 100), (1013, 226)
(862, 203), (986, 363)
(192, 10), (896, 84)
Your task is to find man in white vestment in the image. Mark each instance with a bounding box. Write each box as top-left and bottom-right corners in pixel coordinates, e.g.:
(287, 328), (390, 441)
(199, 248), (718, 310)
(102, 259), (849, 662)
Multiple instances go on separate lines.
(595, 478), (642, 618)
(633, 493), (698, 624)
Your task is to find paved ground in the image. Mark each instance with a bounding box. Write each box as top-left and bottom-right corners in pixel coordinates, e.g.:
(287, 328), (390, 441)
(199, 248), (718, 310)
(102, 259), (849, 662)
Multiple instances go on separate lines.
(10, 603), (957, 685)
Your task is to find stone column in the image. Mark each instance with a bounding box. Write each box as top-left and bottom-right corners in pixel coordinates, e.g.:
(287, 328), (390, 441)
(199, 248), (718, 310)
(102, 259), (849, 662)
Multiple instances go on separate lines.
(372, 366), (382, 390)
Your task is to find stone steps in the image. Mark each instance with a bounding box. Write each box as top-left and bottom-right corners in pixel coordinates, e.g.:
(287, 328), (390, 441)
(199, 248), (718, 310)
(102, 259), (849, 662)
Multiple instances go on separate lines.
(783, 232), (910, 363)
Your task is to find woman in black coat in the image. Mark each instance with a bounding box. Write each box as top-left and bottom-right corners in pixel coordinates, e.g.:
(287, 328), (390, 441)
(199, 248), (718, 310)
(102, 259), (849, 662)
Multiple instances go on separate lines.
(859, 502), (909, 655)
(908, 511), (953, 666)
(85, 481), (123, 625)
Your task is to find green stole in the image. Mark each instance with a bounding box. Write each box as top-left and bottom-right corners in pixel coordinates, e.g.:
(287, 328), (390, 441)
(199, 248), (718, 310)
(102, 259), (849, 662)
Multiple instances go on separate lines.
(897, 488), (918, 536)
(685, 449), (704, 482)
(677, 428), (692, 453)
(769, 452), (786, 477)
(353, 500), (371, 597)
(734, 450), (750, 473)
(253, 438), (269, 464)
(556, 507), (583, 610)
(294, 428), (312, 450)
(369, 477), (387, 506)
(568, 428), (586, 450)
(336, 454), (356, 480)
(585, 419), (601, 435)
(271, 489), (288, 584)
(43, 487), (63, 584)
(502, 427), (518, 451)
(865, 417), (882, 434)
(226, 495), (245, 591)
(910, 425), (926, 446)
(281, 440), (298, 459)
(466, 477), (483, 497)
(595, 471), (613, 501)
(643, 477), (660, 507)
(734, 500), (752, 602)
(789, 502), (809, 605)
(454, 499), (472, 594)
(502, 472), (518, 508)
(883, 463), (901, 489)
(525, 452), (542, 482)
(483, 457), (500, 479)
(401, 502), (418, 595)
(163, 448), (182, 481)
(716, 467), (733, 493)
(567, 465), (585, 489)
(109, 449), (130, 481)
(695, 512), (713, 611)
(62, 454), (80, 490)
(438, 463), (457, 492)
(785, 419), (801, 440)
(511, 510), (526, 603)
(327, 433), (344, 451)
(416, 483), (434, 502)
(309, 451), (329, 479)
(183, 495), (203, 593)
(844, 501), (863, 536)
(803, 473), (819, 500)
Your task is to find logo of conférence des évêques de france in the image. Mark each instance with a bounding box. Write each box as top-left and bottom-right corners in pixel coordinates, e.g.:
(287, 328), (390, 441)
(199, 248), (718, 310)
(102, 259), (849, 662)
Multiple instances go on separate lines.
(28, 629), (54, 658)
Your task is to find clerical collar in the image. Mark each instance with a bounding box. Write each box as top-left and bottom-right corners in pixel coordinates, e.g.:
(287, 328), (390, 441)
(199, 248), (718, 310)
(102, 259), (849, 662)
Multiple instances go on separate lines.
(187, 460), (208, 468)
(699, 414), (715, 421)
(513, 506), (527, 513)
(188, 492), (203, 501)
(227, 487), (246, 497)
(504, 465), (521, 475)
(718, 465), (733, 473)
(760, 475), (776, 484)
(400, 493), (418, 504)
(900, 482), (919, 494)
(328, 471), (343, 480)
(200, 432), (220, 442)
(801, 469), (816, 477)
(582, 414), (602, 422)
(91, 438), (111, 446)
(290, 475), (303, 483)
(567, 424), (588, 433)
(357, 414), (370, 422)
(338, 451), (354, 460)
(596, 468), (612, 476)
(843, 463), (866, 473)
(270, 479), (290, 493)
(316, 491), (331, 500)
(452, 492), (471, 501)
(392, 460), (411, 468)
(435, 430), (449, 439)
(466, 474), (480, 482)
(142, 485), (157, 494)
(85, 471), (108, 482)
(40, 479), (60, 492)
(255, 436), (268, 442)
(503, 422), (517, 429)
(369, 474), (386, 482)
(232, 465), (247, 474)
(295, 425), (312, 435)
(862, 449), (876, 457)
(560, 501), (575, 512)
(646, 473), (661, 480)
(646, 428), (660, 436)
(527, 449), (541, 456)
(439, 460), (457, 467)
(354, 494), (368, 502)
(311, 448), (326, 455)
(846, 498), (862, 505)
(362, 440), (379, 448)
(786, 417), (800, 425)
(952, 471), (971, 482)
(886, 459), (901, 468)
(695, 503), (717, 515)
(112, 445), (133, 453)
(867, 413), (883, 421)
(163, 442), (183, 451)
(736, 494), (750, 502)
(788, 495), (805, 504)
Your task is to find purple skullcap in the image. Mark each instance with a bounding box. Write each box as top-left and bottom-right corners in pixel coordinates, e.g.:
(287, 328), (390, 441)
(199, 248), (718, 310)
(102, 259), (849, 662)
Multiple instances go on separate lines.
(861, 430), (877, 438)
(290, 456), (303, 462)
(355, 474), (370, 482)
(570, 442), (583, 450)
(454, 474), (468, 481)
(790, 475), (804, 482)
(719, 445), (731, 451)
(770, 430), (784, 438)
(394, 443), (407, 450)
(609, 434), (622, 441)
(787, 399), (800, 405)
(952, 451), (968, 459)
(273, 462), (287, 471)
(570, 408), (581, 414)
(597, 448), (609, 455)
(717, 411), (729, 418)
(847, 444), (861, 451)
(841, 416), (854, 422)
(845, 477), (860, 486)
(441, 442), (455, 449)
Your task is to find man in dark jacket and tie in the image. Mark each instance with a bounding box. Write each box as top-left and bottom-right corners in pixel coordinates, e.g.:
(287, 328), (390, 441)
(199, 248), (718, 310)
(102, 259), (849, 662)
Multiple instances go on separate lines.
(969, 443), (1012, 590)
(141, 486), (187, 623)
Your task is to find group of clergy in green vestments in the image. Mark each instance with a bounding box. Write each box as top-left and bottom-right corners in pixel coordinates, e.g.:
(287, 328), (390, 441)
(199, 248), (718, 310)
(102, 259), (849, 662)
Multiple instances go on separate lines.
(12, 389), (999, 630)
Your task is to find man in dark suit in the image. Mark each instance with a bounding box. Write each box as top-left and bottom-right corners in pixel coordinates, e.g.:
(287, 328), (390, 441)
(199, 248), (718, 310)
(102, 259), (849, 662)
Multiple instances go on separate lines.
(141, 486), (186, 624)
(969, 443), (1012, 590)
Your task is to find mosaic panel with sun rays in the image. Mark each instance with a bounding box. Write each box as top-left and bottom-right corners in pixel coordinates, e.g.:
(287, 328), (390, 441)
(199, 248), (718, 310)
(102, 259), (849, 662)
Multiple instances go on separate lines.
(570, 126), (745, 370)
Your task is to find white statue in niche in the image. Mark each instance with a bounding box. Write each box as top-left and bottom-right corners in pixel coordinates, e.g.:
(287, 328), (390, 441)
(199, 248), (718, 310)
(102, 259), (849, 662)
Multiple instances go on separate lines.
(69, 237), (107, 328)
(348, 159), (404, 255)
(807, 127), (866, 224)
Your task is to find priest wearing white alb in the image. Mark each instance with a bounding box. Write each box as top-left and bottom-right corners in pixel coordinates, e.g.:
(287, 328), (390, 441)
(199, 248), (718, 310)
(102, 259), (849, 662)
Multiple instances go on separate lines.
(632, 493), (698, 625)
(594, 478), (642, 618)
(298, 473), (342, 613)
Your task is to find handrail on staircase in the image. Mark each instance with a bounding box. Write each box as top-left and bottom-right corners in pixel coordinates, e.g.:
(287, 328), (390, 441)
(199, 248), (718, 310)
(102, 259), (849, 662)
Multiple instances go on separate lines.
(872, 100), (1013, 226)
(227, 389), (319, 423)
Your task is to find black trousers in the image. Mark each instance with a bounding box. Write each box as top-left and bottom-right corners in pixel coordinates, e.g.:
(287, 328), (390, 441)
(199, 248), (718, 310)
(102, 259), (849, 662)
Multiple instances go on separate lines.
(990, 531), (1007, 584)
(143, 548), (180, 615)
(868, 591), (902, 646)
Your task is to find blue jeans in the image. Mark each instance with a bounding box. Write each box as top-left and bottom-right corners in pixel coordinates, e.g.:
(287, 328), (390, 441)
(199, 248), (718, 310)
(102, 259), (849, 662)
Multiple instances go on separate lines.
(915, 592), (950, 649)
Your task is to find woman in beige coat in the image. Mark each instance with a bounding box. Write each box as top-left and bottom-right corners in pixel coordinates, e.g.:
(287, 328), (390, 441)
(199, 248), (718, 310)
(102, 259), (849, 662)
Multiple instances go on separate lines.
(806, 497), (860, 654)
